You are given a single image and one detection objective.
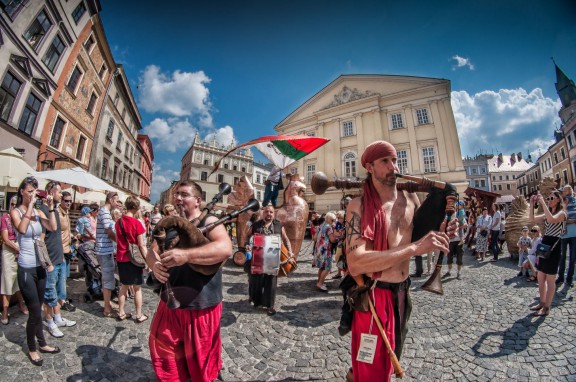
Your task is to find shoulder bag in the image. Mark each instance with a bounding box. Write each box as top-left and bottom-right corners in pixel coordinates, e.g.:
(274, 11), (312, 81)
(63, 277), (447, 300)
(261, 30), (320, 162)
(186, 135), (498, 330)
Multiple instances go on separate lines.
(535, 239), (559, 260)
(27, 213), (52, 270)
(119, 217), (146, 268)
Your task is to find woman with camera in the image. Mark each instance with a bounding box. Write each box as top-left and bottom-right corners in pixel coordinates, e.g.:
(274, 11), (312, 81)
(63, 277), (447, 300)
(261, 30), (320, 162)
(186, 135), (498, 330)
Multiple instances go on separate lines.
(10, 177), (59, 366)
(529, 191), (565, 317)
(475, 207), (492, 261)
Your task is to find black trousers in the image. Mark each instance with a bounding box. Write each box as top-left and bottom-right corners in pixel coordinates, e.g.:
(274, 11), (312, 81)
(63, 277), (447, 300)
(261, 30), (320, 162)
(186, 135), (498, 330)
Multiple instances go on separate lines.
(248, 273), (277, 309)
(17, 266), (48, 352)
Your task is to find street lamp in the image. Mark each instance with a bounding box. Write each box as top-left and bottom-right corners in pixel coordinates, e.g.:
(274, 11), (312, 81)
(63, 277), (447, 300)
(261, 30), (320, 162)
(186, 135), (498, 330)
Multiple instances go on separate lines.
(36, 151), (53, 171)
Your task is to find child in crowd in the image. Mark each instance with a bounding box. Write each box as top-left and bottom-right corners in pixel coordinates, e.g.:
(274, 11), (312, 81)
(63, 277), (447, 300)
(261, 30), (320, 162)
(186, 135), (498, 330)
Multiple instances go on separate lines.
(517, 226), (532, 277)
(525, 225), (542, 281)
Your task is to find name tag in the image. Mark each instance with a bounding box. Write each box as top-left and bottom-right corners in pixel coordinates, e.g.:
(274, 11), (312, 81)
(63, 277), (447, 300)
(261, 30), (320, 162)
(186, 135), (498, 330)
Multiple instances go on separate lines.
(356, 333), (378, 364)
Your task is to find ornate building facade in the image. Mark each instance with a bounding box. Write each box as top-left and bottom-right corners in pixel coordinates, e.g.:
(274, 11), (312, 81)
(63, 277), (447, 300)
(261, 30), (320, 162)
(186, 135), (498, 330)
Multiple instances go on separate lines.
(488, 153), (533, 197)
(463, 154), (491, 191)
(274, 74), (468, 212)
(180, 134), (253, 206)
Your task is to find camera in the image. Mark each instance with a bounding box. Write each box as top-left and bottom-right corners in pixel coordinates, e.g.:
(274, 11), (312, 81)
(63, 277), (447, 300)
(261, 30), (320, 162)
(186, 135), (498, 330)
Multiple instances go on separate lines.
(35, 190), (47, 209)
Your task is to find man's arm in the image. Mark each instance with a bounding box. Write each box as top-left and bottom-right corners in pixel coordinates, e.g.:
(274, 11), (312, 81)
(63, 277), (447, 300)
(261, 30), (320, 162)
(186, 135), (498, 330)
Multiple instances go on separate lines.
(345, 198), (450, 277)
(160, 216), (232, 268)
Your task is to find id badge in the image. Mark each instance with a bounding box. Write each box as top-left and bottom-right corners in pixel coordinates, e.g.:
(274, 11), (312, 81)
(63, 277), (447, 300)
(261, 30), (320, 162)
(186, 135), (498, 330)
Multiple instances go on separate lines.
(356, 333), (378, 364)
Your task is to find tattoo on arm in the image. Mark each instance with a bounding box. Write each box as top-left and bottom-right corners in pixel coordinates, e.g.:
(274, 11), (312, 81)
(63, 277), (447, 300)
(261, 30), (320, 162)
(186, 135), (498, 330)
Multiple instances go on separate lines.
(349, 245), (359, 252)
(346, 212), (361, 246)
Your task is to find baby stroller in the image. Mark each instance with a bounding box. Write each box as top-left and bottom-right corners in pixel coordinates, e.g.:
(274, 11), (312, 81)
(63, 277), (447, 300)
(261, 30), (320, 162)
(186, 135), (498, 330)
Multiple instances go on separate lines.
(75, 241), (119, 303)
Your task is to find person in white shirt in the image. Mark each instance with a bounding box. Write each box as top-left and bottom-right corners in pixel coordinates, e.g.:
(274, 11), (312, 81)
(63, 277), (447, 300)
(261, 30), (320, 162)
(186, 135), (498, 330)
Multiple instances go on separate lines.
(475, 207), (492, 261)
(489, 204), (502, 262)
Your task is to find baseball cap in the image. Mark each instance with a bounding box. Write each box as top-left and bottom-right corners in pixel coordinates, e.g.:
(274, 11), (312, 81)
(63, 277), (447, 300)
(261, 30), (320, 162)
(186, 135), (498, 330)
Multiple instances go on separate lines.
(522, 226), (529, 231)
(81, 206), (92, 215)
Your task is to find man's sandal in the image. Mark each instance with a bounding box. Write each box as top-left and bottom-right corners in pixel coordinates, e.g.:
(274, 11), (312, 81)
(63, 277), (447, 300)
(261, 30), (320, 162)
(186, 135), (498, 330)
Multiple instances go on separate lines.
(529, 304), (543, 311)
(116, 313), (132, 321)
(134, 314), (148, 323)
(103, 310), (119, 318)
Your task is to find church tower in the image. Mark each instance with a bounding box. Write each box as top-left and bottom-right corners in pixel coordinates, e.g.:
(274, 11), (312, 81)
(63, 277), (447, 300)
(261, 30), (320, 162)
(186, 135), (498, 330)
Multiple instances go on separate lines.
(555, 62), (576, 124)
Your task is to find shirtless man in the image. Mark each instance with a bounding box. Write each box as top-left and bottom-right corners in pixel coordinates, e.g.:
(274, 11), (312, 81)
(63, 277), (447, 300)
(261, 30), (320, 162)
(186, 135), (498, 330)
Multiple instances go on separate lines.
(345, 141), (456, 382)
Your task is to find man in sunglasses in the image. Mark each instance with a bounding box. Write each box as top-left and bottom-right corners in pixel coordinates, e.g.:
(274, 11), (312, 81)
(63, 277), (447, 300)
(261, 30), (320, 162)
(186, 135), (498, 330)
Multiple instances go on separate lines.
(58, 191), (76, 312)
(39, 182), (76, 338)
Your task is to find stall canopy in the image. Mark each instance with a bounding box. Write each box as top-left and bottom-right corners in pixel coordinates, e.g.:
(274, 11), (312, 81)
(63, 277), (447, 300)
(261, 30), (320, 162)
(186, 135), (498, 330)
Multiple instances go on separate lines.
(32, 167), (119, 192)
(0, 147), (46, 209)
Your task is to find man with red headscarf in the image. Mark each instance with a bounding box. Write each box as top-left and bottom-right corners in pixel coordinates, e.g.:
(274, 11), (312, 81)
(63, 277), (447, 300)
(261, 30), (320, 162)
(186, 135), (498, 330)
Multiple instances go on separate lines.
(345, 140), (455, 382)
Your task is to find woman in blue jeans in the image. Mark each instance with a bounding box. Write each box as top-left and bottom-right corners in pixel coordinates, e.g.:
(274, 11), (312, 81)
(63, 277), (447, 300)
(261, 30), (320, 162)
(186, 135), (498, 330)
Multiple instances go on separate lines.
(10, 177), (59, 366)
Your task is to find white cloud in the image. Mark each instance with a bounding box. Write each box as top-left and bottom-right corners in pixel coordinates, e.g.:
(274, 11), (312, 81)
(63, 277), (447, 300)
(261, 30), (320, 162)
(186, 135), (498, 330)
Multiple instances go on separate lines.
(204, 125), (236, 148)
(143, 117), (198, 152)
(149, 162), (180, 203)
(452, 88), (561, 159)
(451, 55), (475, 71)
(138, 65), (212, 124)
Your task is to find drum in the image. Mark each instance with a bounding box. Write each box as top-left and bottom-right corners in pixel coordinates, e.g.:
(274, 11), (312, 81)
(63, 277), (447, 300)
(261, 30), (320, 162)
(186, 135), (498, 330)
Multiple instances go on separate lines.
(251, 234), (281, 275)
(278, 243), (297, 277)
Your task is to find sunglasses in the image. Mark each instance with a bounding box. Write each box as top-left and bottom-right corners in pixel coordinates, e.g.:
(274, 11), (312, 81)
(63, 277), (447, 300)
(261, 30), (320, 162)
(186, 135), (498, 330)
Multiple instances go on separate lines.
(63, 200), (72, 203)
(530, 229), (538, 232)
(10, 203), (16, 206)
(546, 196), (558, 201)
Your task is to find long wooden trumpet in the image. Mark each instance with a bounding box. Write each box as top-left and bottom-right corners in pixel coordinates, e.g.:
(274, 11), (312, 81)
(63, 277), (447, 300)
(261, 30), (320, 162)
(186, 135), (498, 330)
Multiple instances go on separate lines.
(310, 171), (447, 195)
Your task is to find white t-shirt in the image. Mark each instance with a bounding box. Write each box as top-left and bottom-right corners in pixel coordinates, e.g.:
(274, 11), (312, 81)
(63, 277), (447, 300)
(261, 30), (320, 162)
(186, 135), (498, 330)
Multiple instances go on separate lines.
(491, 211), (502, 231)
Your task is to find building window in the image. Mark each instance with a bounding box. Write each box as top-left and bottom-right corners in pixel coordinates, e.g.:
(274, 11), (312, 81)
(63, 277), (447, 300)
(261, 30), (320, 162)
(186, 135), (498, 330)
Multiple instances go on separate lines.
(233, 165), (238, 171)
(498, 184), (502, 191)
(204, 159), (209, 165)
(0, 0), (26, 18)
(343, 152), (356, 177)
(201, 171), (208, 181)
(99, 64), (107, 79)
(217, 174), (224, 183)
(76, 135), (86, 161)
(116, 132), (123, 150)
(42, 34), (65, 72)
(101, 157), (108, 179)
(84, 35), (95, 51)
(563, 169), (568, 185)
(106, 120), (114, 140)
(506, 184), (511, 190)
(23, 9), (52, 51)
(241, 166), (246, 172)
(86, 92), (97, 115)
(480, 179), (486, 187)
(233, 177), (239, 185)
(0, 71), (22, 122)
(121, 108), (126, 120)
(67, 66), (83, 93)
(391, 113), (403, 129)
(422, 147), (436, 173)
(506, 175), (509, 180)
(472, 168), (477, 174)
(554, 152), (558, 164)
(257, 191), (262, 200)
(256, 174), (261, 183)
(481, 167), (486, 173)
(50, 117), (65, 148)
(224, 163), (229, 169)
(568, 134), (574, 148)
(306, 164), (316, 184)
(397, 150), (408, 174)
(416, 108), (429, 125)
(561, 148), (566, 160)
(342, 121), (354, 137)
(124, 143), (130, 158)
(72, 1), (86, 24)
(114, 93), (119, 105)
(18, 93), (42, 135)
(499, 175), (502, 180)
(493, 185), (497, 191)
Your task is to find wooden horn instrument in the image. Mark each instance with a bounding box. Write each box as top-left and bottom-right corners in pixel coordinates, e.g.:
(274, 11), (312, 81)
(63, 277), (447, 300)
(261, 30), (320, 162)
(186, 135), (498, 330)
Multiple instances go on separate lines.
(311, 171), (450, 196)
(420, 194), (457, 295)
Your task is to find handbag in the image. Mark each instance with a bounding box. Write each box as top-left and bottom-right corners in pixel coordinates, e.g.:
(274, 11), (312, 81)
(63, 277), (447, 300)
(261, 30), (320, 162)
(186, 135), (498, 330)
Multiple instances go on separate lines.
(119, 218), (146, 268)
(28, 218), (52, 270)
(535, 239), (559, 260)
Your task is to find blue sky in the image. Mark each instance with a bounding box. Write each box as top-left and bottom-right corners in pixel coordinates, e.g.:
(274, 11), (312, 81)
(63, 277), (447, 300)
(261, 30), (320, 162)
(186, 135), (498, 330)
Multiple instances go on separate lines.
(99, 0), (576, 202)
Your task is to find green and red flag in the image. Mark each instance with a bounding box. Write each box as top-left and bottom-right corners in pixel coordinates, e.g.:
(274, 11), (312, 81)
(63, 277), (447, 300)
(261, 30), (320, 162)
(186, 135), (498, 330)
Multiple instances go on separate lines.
(210, 135), (330, 176)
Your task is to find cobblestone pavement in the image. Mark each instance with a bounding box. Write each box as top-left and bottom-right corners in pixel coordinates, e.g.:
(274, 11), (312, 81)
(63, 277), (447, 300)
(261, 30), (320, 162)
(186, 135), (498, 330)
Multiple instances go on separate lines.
(1, 241), (575, 381)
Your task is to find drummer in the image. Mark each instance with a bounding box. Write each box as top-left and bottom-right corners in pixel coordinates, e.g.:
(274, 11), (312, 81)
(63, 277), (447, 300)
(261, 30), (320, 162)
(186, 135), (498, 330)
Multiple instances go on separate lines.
(146, 181), (232, 382)
(247, 203), (294, 316)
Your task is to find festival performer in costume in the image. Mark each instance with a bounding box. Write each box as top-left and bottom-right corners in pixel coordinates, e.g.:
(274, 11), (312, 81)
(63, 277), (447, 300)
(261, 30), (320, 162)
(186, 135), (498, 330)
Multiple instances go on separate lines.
(147, 181), (232, 382)
(247, 203), (294, 316)
(345, 141), (457, 382)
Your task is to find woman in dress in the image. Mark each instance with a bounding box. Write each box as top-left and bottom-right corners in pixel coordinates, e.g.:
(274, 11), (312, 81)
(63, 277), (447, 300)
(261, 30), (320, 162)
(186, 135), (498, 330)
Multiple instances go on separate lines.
(1, 195), (27, 324)
(475, 207), (492, 261)
(115, 196), (148, 323)
(10, 177), (59, 366)
(529, 191), (565, 316)
(314, 212), (340, 292)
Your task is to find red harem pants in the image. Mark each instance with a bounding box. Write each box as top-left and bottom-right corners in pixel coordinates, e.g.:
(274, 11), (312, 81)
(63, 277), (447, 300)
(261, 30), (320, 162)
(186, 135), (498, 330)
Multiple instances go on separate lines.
(149, 300), (222, 382)
(351, 287), (396, 382)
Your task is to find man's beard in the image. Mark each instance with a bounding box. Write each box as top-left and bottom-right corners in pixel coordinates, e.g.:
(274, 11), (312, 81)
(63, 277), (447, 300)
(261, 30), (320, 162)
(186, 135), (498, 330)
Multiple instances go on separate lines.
(264, 216), (273, 223)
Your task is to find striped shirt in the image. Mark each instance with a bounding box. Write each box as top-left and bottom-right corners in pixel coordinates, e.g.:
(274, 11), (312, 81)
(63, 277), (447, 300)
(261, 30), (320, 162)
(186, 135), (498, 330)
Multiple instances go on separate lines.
(544, 220), (564, 237)
(95, 207), (115, 255)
